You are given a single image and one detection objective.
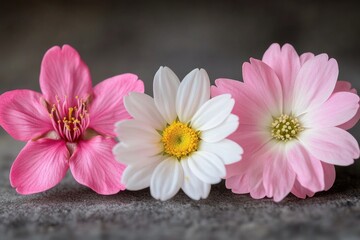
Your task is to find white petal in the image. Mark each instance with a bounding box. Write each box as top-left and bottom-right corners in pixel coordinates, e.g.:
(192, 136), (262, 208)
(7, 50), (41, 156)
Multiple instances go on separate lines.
(150, 157), (183, 201)
(176, 69), (210, 123)
(199, 139), (243, 165)
(124, 92), (166, 130)
(153, 66), (180, 124)
(191, 94), (235, 131)
(201, 114), (239, 143)
(115, 120), (161, 144)
(181, 158), (211, 200)
(113, 142), (163, 166)
(122, 160), (161, 190)
(187, 151), (226, 184)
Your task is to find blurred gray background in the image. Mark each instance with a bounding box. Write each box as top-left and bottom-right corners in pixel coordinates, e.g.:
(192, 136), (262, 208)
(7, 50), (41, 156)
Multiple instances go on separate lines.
(1, 1), (360, 239)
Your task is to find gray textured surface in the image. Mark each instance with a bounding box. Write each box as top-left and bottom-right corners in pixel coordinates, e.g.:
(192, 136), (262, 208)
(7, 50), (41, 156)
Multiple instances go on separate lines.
(0, 135), (360, 240)
(1, 1), (360, 239)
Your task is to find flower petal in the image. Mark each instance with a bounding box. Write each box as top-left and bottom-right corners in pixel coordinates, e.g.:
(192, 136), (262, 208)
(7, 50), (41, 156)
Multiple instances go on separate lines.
(150, 157), (183, 201)
(291, 180), (315, 199)
(153, 66), (180, 124)
(262, 43), (301, 113)
(201, 114), (239, 143)
(299, 52), (315, 66)
(122, 158), (162, 191)
(262, 144), (296, 202)
(322, 162), (336, 191)
(333, 81), (360, 130)
(191, 94), (235, 131)
(113, 142), (163, 165)
(69, 136), (125, 195)
(176, 69), (210, 123)
(0, 90), (53, 141)
(292, 54), (338, 115)
(89, 74), (144, 137)
(115, 120), (161, 144)
(286, 141), (324, 192)
(10, 139), (69, 194)
(301, 92), (359, 128)
(242, 58), (283, 116)
(39, 45), (92, 105)
(181, 158), (210, 200)
(187, 151), (226, 184)
(124, 92), (166, 130)
(299, 127), (359, 166)
(212, 78), (272, 126)
(199, 139), (243, 165)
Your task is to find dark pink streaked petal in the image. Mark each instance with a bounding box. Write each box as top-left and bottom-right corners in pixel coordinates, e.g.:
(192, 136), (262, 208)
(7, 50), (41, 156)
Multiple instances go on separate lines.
(0, 90), (53, 141)
(69, 136), (126, 195)
(10, 139), (69, 194)
(39, 45), (92, 106)
(89, 74), (144, 137)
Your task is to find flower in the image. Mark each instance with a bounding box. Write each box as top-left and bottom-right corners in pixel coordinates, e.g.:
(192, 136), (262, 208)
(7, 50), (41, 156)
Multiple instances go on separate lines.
(113, 67), (243, 201)
(0, 45), (144, 195)
(212, 43), (360, 201)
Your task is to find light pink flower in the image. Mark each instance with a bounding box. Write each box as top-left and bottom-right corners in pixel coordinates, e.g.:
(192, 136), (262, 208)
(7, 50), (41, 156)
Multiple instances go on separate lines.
(0, 45), (144, 195)
(212, 43), (360, 201)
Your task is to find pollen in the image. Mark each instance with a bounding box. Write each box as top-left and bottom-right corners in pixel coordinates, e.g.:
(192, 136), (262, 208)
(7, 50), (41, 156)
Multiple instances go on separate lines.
(161, 121), (200, 159)
(49, 96), (90, 142)
(271, 114), (303, 142)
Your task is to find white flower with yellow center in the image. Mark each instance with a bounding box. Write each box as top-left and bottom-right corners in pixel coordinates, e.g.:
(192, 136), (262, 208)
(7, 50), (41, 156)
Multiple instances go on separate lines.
(113, 67), (243, 201)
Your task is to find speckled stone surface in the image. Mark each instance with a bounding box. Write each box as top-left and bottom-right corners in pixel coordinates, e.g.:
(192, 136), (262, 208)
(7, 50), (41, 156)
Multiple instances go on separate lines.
(0, 134), (360, 240)
(1, 1), (360, 239)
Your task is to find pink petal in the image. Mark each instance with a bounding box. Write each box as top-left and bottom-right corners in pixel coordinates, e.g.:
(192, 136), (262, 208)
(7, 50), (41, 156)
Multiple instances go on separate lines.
(292, 54), (339, 115)
(262, 43), (301, 113)
(212, 78), (272, 126)
(262, 144), (296, 202)
(226, 174), (250, 194)
(333, 81), (360, 130)
(301, 92), (359, 128)
(286, 142), (324, 192)
(299, 127), (359, 166)
(243, 59), (283, 116)
(10, 139), (69, 194)
(333, 81), (355, 93)
(69, 136), (125, 195)
(39, 45), (92, 106)
(0, 90), (53, 141)
(299, 52), (315, 65)
(322, 162), (336, 191)
(89, 74), (144, 137)
(291, 180), (315, 199)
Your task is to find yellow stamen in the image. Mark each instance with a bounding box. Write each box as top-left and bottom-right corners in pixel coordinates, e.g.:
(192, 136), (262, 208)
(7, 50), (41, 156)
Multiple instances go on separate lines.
(271, 114), (303, 142)
(161, 121), (200, 159)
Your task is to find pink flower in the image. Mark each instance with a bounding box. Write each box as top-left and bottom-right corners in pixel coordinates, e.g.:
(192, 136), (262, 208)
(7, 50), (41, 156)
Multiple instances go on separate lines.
(212, 43), (360, 201)
(0, 45), (144, 195)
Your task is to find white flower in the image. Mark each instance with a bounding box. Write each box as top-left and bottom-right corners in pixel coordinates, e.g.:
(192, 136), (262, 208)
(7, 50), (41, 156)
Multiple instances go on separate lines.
(113, 67), (243, 201)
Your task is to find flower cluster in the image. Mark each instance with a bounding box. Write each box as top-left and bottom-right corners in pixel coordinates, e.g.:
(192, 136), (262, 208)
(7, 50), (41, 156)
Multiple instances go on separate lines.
(0, 44), (358, 202)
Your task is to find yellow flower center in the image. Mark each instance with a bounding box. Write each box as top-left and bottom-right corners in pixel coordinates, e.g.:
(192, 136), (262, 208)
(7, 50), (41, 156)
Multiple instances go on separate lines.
(271, 114), (303, 142)
(161, 121), (200, 159)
